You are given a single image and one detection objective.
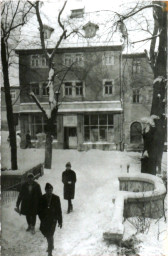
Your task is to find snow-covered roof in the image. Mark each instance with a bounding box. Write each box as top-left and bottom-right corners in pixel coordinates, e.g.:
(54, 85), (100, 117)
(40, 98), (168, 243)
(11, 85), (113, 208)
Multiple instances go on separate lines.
(16, 1), (153, 54)
(16, 3), (123, 51)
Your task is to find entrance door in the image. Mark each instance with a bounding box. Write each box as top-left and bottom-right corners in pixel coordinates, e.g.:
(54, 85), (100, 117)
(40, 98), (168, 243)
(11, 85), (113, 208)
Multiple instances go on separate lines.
(64, 127), (77, 149)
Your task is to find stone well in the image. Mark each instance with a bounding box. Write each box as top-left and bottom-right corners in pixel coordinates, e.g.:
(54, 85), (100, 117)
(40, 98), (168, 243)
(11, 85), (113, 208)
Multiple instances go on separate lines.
(103, 173), (166, 242)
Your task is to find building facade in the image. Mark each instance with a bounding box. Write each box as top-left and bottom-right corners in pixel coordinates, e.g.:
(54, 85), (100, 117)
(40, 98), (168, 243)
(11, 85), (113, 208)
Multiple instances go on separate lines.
(15, 7), (154, 151)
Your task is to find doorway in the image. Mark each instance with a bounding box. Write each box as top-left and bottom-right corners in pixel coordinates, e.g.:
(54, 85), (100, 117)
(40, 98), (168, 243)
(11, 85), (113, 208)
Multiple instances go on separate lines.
(64, 127), (77, 149)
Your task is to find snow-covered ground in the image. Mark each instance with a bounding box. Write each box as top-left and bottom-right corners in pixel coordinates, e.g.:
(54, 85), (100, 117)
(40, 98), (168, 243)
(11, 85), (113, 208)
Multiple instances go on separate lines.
(1, 132), (167, 256)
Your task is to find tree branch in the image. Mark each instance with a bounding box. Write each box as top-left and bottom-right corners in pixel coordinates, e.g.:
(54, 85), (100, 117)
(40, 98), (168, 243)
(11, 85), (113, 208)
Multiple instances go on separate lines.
(131, 31), (161, 44)
(6, 0), (20, 35)
(57, 62), (76, 93)
(50, 30), (67, 60)
(120, 4), (163, 22)
(58, 1), (67, 32)
(35, 1), (49, 60)
(29, 92), (48, 119)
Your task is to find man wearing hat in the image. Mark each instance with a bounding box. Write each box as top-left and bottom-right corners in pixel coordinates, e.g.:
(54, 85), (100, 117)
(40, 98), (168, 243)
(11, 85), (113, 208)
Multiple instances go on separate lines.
(62, 162), (77, 213)
(38, 183), (62, 256)
(16, 173), (42, 234)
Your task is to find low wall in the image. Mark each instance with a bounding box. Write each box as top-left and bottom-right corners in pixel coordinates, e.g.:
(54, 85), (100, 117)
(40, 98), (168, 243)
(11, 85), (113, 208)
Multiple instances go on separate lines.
(103, 174), (166, 242)
(2, 163), (44, 191)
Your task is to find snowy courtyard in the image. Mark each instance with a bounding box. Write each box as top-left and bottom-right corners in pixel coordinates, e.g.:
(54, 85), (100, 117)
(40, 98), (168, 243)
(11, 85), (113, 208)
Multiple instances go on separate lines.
(1, 132), (167, 256)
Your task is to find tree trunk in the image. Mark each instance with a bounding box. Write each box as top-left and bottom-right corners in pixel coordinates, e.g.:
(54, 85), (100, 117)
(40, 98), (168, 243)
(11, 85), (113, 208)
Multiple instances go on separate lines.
(1, 37), (18, 170)
(44, 132), (53, 169)
(142, 2), (167, 175)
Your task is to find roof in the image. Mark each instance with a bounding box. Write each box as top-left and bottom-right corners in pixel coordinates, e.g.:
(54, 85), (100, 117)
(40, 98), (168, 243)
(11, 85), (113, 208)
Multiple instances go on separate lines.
(16, 5), (123, 51)
(19, 101), (123, 113)
(16, 1), (153, 54)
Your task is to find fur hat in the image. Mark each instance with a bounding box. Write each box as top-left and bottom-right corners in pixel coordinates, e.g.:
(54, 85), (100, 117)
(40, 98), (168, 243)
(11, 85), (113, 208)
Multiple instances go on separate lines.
(45, 183), (53, 190)
(66, 162), (71, 167)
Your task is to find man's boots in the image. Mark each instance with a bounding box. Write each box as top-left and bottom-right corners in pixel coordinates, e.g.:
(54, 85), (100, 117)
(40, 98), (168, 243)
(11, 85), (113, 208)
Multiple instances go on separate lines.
(70, 204), (73, 212)
(31, 226), (35, 235)
(26, 225), (31, 232)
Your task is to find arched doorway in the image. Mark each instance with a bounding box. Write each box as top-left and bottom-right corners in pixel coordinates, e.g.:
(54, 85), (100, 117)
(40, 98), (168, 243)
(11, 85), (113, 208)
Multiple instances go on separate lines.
(130, 122), (142, 143)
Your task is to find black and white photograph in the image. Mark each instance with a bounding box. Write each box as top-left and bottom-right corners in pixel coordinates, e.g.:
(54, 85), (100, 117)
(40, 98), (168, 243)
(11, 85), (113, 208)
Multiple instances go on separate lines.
(1, 0), (167, 255)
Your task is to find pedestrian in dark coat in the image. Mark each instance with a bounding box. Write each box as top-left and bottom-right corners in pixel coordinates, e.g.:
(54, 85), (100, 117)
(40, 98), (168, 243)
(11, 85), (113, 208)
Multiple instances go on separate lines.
(62, 162), (77, 214)
(16, 173), (42, 234)
(26, 131), (32, 148)
(39, 183), (62, 256)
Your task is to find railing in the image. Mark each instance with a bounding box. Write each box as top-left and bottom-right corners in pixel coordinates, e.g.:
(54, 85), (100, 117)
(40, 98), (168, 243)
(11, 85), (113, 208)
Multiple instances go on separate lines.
(1, 163), (44, 205)
(2, 190), (19, 204)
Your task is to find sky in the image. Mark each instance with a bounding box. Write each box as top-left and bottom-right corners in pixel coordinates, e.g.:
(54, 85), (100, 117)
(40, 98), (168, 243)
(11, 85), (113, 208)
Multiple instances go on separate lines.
(9, 0), (153, 86)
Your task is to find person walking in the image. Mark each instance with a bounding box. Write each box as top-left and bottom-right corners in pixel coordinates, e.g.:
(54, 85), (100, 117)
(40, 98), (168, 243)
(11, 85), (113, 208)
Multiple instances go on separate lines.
(26, 131), (32, 148)
(38, 183), (62, 256)
(62, 162), (77, 214)
(16, 173), (42, 234)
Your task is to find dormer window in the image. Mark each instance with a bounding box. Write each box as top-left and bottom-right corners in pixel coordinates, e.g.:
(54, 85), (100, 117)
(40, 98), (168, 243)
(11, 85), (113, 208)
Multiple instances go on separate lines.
(70, 8), (84, 18)
(83, 22), (99, 38)
(41, 24), (54, 39)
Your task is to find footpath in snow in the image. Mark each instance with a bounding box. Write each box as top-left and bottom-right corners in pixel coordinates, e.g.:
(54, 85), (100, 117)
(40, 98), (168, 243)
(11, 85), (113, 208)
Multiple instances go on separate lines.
(2, 147), (167, 256)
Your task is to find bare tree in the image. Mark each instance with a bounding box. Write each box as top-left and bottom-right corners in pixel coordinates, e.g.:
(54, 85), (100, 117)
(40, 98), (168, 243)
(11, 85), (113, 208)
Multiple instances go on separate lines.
(28, 1), (78, 169)
(1, 0), (33, 170)
(116, 1), (167, 174)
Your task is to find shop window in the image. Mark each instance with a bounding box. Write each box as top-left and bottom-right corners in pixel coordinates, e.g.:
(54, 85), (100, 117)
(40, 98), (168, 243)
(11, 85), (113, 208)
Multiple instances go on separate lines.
(133, 89), (140, 103)
(30, 114), (57, 139)
(84, 114), (114, 142)
(104, 80), (113, 95)
(130, 122), (142, 143)
(102, 52), (114, 65)
(132, 59), (141, 73)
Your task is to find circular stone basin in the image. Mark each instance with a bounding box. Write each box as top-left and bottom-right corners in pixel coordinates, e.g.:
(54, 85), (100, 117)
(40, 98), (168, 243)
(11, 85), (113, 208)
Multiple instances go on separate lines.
(103, 173), (166, 242)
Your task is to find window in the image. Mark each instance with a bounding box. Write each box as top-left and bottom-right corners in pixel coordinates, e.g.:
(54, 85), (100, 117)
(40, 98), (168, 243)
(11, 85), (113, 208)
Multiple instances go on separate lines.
(104, 80), (113, 95)
(10, 90), (16, 100)
(64, 81), (84, 97)
(31, 55), (40, 67)
(132, 59), (141, 73)
(83, 22), (99, 38)
(70, 8), (84, 18)
(63, 53), (84, 67)
(130, 122), (142, 143)
(133, 89), (140, 103)
(102, 52), (114, 65)
(76, 82), (83, 96)
(31, 55), (47, 68)
(65, 82), (72, 96)
(42, 83), (48, 96)
(41, 56), (47, 67)
(43, 25), (54, 39)
(84, 114), (114, 142)
(31, 83), (39, 95)
(30, 114), (57, 139)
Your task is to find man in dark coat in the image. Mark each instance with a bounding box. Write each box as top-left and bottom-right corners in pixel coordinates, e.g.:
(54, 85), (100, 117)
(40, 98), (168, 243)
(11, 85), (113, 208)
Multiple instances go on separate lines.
(16, 173), (42, 234)
(62, 162), (77, 214)
(26, 131), (32, 148)
(38, 183), (62, 256)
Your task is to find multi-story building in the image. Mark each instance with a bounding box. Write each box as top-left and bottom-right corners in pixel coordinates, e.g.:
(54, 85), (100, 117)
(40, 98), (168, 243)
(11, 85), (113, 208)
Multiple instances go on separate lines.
(15, 7), (154, 150)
